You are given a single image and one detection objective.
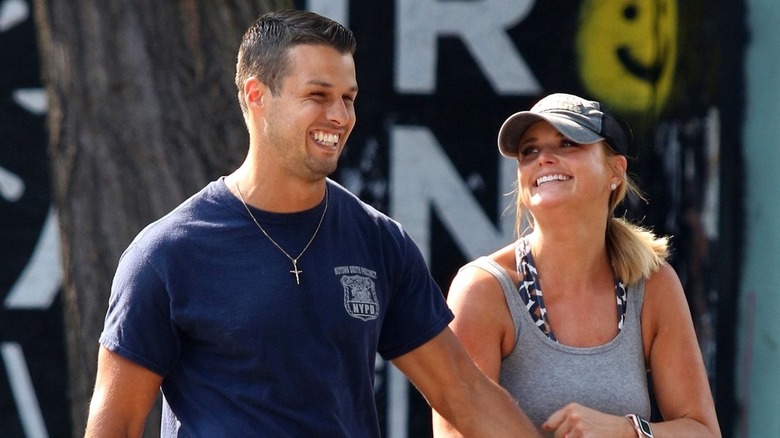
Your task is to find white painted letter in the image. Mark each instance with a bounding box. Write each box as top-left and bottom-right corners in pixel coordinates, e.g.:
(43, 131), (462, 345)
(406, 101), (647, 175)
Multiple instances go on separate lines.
(306, 0), (349, 27)
(396, 0), (540, 94)
(390, 125), (516, 261)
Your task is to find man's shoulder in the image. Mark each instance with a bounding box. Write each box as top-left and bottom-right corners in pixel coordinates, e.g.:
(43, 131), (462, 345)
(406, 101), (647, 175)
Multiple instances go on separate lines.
(130, 180), (225, 248)
(328, 178), (394, 222)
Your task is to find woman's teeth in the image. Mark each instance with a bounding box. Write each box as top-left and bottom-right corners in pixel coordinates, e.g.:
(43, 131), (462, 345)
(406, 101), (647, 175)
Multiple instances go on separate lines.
(536, 174), (570, 186)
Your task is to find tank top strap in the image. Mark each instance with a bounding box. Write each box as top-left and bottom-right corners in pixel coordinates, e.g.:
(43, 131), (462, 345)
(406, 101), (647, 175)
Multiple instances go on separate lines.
(460, 257), (525, 338)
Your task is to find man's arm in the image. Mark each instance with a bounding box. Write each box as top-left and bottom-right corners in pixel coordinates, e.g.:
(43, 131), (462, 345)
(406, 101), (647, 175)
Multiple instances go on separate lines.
(391, 328), (541, 438)
(85, 346), (163, 437)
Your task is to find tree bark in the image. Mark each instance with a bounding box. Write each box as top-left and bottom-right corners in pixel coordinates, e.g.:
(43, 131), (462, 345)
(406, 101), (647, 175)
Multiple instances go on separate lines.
(32, 1), (292, 436)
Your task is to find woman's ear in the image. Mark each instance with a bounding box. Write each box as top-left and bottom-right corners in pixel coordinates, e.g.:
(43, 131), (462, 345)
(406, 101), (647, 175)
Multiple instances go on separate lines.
(609, 154), (628, 187)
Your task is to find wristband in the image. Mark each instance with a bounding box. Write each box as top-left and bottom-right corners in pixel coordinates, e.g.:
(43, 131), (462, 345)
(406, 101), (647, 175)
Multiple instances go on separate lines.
(625, 414), (653, 437)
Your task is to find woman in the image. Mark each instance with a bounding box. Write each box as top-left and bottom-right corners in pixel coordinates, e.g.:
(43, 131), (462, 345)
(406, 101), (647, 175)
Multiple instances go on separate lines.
(432, 93), (720, 437)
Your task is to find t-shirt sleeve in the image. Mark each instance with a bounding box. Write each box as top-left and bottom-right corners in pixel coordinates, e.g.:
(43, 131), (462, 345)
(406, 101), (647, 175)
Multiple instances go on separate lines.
(99, 244), (179, 377)
(376, 229), (454, 360)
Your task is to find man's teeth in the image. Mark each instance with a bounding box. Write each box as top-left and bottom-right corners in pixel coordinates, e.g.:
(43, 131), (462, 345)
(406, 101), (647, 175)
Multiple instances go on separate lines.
(313, 131), (339, 146)
(536, 174), (570, 186)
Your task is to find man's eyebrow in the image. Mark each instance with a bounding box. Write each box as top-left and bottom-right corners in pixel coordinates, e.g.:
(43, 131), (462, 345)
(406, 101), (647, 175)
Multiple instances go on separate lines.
(306, 79), (332, 87)
(305, 80), (358, 93)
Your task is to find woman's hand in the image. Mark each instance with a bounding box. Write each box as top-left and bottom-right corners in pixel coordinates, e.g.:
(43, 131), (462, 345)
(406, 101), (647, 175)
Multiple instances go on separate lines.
(542, 403), (635, 438)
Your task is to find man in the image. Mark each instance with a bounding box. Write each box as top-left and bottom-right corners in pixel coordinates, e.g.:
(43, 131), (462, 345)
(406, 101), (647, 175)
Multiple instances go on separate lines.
(86, 9), (540, 437)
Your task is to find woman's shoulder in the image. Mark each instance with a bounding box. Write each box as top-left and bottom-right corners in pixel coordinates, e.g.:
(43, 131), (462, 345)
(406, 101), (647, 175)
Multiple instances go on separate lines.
(640, 262), (690, 339)
(488, 242), (517, 272)
(448, 244), (517, 357)
(644, 262), (683, 297)
(449, 244), (516, 301)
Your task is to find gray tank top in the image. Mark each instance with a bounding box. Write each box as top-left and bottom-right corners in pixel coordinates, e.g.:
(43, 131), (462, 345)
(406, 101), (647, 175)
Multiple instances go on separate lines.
(466, 256), (651, 434)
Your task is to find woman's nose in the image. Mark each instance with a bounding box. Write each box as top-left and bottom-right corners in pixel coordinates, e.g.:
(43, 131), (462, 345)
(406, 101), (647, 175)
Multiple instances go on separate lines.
(536, 147), (558, 165)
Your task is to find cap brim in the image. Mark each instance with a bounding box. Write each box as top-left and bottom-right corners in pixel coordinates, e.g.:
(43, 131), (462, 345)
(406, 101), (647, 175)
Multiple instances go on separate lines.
(498, 112), (605, 158)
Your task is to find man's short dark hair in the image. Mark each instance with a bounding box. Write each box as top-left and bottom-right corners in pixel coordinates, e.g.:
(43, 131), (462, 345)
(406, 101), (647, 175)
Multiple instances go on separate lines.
(235, 9), (357, 114)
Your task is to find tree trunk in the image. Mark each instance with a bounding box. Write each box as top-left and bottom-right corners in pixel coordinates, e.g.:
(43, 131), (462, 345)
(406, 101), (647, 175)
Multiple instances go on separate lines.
(31, 1), (291, 436)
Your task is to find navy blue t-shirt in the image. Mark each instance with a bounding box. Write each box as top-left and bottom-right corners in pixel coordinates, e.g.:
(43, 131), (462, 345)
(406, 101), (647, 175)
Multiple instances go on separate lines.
(99, 178), (453, 437)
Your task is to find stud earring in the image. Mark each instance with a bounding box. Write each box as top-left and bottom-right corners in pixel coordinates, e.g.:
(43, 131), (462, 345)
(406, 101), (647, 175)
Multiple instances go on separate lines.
(610, 183), (617, 191)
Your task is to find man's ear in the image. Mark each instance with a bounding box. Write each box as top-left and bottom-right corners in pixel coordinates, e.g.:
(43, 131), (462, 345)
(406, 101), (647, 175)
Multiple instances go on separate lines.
(243, 77), (266, 112)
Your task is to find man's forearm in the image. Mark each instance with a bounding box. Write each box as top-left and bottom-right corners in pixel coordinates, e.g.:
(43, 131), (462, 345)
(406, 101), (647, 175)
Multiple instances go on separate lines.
(442, 375), (541, 438)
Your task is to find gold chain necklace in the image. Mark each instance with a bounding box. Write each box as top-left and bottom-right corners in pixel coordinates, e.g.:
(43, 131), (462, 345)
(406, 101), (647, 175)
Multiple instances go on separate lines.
(234, 180), (328, 285)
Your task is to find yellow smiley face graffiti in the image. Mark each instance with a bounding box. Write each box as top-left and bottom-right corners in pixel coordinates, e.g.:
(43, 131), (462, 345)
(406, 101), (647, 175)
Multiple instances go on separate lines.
(576, 0), (677, 116)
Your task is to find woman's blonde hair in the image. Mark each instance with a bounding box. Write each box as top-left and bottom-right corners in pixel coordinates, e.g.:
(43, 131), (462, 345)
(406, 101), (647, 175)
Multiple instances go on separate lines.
(515, 143), (669, 285)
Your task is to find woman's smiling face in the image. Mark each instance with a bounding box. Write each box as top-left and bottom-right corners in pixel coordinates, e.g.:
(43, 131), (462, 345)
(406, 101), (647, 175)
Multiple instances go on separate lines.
(516, 120), (618, 212)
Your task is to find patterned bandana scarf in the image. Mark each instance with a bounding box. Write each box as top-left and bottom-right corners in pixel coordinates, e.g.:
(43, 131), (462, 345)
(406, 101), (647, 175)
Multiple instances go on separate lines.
(515, 237), (627, 343)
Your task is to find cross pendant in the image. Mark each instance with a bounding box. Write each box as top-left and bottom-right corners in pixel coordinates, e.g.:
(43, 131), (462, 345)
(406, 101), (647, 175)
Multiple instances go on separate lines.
(290, 259), (303, 285)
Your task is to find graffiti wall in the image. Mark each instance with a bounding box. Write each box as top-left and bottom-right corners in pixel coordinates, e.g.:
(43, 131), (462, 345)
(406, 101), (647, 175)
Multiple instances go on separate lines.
(306, 0), (742, 436)
(0, 0), (71, 436)
(0, 0), (742, 436)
